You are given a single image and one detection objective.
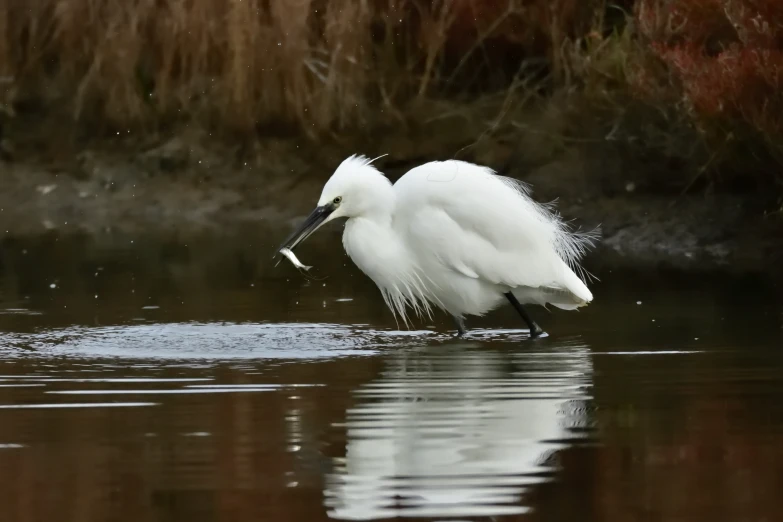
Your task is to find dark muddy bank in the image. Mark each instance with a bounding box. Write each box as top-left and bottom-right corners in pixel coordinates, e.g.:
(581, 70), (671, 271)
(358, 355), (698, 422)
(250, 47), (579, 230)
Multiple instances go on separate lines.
(0, 121), (780, 278)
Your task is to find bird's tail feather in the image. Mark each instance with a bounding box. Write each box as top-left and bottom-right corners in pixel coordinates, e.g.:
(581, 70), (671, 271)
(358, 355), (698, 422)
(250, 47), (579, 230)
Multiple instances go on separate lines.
(512, 286), (588, 310)
(558, 260), (593, 303)
(512, 261), (593, 310)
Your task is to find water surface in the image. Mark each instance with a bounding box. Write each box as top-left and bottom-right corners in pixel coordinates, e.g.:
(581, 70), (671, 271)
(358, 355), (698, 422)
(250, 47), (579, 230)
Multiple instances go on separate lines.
(0, 231), (781, 522)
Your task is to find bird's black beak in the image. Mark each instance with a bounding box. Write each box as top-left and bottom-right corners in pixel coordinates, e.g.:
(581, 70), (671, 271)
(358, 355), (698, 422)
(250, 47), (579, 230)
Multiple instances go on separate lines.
(274, 204), (334, 261)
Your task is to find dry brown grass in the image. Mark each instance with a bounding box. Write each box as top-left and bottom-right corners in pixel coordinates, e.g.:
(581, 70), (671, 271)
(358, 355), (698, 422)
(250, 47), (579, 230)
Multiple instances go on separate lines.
(0, 0), (430, 135)
(0, 0), (606, 137)
(2, 0), (779, 196)
(1, 0), (388, 134)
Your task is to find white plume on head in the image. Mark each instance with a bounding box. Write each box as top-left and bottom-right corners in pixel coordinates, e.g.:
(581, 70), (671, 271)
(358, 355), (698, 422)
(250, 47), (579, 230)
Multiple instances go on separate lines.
(335, 154), (388, 176)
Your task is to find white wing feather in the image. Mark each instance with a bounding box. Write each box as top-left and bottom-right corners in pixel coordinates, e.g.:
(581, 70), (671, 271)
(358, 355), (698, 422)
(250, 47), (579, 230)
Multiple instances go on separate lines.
(393, 160), (596, 304)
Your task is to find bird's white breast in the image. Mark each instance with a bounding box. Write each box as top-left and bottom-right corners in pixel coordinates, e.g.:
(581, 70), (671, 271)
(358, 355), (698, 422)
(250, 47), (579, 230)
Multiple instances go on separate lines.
(343, 216), (506, 319)
(342, 218), (407, 290)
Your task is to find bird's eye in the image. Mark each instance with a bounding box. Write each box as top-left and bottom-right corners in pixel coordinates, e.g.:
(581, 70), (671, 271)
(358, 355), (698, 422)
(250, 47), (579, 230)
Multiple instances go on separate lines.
(333, 196), (342, 205)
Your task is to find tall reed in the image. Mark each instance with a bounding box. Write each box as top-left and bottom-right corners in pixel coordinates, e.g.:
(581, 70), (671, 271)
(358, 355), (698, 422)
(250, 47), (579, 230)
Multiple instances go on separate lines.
(0, 0), (599, 134)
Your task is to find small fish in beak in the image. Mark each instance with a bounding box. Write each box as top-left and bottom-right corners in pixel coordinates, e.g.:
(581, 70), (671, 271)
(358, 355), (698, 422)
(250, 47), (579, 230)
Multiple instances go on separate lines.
(279, 247), (312, 271)
(274, 203), (336, 269)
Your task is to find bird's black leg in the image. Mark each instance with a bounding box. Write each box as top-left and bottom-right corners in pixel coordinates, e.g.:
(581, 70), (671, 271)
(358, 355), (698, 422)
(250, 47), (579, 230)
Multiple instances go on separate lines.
(504, 292), (545, 339)
(451, 315), (467, 337)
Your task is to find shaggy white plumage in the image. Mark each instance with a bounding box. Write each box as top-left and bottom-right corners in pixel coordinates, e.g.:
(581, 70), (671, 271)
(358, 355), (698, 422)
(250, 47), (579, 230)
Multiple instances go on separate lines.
(278, 155), (598, 336)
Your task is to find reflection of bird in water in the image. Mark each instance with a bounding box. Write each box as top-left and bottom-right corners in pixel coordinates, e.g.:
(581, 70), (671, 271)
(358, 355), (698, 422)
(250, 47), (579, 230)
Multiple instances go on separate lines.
(323, 345), (594, 520)
(277, 155), (597, 339)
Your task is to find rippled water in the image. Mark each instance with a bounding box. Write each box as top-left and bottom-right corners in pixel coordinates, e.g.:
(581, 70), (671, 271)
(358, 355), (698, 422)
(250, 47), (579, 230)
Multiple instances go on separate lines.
(0, 231), (781, 522)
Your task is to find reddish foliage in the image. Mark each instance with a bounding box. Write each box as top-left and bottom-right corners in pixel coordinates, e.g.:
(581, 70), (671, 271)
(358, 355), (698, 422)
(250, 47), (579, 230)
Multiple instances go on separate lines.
(636, 0), (783, 136)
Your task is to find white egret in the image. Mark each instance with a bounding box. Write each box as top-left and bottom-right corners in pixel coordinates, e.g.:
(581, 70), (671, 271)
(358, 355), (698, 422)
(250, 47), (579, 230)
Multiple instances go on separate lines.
(276, 155), (597, 338)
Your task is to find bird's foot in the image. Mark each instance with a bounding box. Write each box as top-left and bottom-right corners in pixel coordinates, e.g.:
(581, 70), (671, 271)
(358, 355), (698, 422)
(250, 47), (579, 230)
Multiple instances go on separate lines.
(451, 315), (467, 338)
(528, 324), (547, 340)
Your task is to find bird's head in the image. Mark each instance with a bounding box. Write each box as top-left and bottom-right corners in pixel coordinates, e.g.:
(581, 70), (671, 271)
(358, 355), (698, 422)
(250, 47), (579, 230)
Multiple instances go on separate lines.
(276, 154), (392, 254)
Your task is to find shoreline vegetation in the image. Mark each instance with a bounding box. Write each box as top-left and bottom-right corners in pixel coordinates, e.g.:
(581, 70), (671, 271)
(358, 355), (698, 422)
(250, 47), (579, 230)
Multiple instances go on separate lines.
(1, 0), (781, 176)
(0, 0), (781, 274)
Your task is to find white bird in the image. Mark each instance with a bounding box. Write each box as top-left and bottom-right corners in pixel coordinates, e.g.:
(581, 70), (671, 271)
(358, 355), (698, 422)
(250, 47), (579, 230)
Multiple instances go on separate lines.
(276, 155), (597, 338)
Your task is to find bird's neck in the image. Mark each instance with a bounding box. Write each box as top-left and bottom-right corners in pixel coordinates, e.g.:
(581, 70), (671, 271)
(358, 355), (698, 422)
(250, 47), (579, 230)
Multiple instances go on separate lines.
(342, 211), (408, 287)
